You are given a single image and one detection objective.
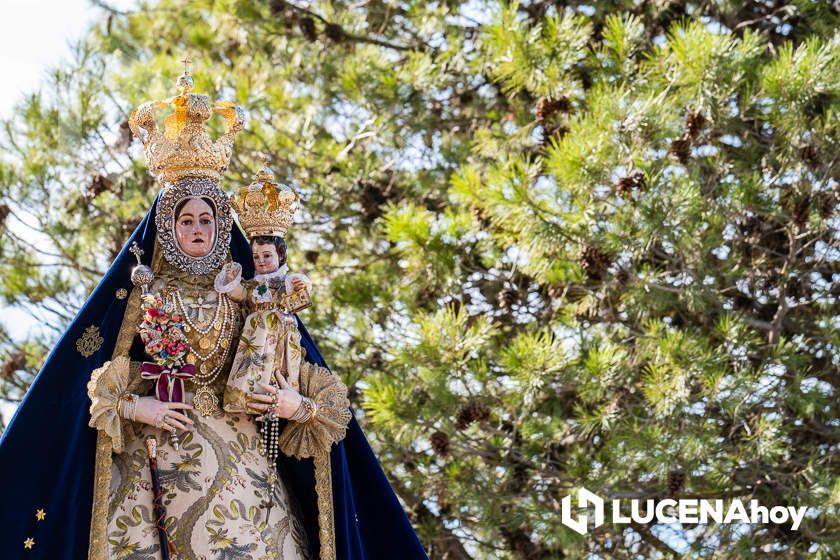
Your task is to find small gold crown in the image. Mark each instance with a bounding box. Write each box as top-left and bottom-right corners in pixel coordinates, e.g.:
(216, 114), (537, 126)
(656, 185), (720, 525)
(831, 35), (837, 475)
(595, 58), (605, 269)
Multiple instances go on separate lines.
(231, 158), (300, 238)
(128, 58), (245, 186)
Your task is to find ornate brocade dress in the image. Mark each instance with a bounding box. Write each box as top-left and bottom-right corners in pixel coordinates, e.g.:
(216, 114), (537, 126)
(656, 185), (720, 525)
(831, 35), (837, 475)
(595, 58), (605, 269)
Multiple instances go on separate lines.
(97, 269), (311, 560)
(222, 266), (307, 413)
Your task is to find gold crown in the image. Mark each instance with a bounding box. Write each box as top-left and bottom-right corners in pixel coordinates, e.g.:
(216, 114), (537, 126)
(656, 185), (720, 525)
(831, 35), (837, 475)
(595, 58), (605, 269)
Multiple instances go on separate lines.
(128, 61), (245, 186)
(231, 160), (300, 239)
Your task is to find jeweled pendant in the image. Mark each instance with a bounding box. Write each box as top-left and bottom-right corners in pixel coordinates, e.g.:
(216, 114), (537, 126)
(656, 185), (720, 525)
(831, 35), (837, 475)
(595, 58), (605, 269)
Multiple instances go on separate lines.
(199, 337), (211, 350)
(193, 385), (220, 416)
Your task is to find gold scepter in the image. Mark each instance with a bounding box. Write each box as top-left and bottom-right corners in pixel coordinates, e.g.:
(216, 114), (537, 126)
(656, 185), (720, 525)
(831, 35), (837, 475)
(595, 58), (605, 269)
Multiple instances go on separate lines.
(145, 437), (176, 560)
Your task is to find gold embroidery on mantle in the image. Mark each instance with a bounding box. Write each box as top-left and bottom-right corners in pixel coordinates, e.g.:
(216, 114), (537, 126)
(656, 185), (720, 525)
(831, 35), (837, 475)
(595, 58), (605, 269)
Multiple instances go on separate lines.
(76, 325), (104, 357)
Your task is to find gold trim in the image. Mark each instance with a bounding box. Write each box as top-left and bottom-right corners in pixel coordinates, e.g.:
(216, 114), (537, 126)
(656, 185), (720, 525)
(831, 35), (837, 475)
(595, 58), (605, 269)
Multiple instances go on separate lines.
(314, 450), (336, 560)
(88, 432), (113, 560)
(88, 285), (145, 560)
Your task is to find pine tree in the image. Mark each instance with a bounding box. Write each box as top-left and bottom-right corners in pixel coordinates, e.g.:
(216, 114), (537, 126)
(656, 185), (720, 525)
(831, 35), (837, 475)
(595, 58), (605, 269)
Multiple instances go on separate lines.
(0, 1), (838, 558)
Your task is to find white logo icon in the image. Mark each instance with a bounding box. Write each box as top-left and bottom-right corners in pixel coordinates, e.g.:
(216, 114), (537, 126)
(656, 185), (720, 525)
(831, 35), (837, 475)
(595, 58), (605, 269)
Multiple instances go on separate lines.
(561, 487), (604, 535)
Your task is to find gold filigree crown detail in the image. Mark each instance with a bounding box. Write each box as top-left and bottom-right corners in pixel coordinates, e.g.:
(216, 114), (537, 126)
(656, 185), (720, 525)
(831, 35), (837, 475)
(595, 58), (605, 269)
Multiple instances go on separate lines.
(231, 160), (300, 239)
(128, 66), (245, 186)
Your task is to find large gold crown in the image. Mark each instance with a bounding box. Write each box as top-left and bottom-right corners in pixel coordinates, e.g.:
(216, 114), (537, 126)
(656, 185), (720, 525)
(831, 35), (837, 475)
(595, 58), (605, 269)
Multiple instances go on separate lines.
(231, 160), (300, 239)
(128, 64), (245, 186)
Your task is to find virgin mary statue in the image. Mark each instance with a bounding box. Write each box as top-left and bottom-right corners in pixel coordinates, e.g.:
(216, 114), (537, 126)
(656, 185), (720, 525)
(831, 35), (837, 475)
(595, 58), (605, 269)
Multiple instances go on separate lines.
(0, 69), (428, 560)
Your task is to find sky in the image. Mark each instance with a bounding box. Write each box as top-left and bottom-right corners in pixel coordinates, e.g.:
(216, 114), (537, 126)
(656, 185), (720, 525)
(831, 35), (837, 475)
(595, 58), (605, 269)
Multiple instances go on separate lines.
(0, 0), (135, 421)
(1, 1), (100, 118)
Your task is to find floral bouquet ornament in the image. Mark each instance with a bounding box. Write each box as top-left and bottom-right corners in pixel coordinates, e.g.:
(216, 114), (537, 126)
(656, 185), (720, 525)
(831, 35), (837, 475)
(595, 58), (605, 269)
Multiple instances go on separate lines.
(137, 293), (194, 448)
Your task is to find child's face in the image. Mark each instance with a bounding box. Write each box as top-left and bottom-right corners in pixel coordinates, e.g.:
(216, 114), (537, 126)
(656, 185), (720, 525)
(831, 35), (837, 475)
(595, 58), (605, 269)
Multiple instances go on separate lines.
(252, 243), (281, 275)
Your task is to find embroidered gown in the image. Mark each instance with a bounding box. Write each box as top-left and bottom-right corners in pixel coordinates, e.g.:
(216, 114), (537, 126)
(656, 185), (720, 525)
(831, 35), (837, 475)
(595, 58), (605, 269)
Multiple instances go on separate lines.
(92, 269), (311, 560)
(218, 265), (310, 413)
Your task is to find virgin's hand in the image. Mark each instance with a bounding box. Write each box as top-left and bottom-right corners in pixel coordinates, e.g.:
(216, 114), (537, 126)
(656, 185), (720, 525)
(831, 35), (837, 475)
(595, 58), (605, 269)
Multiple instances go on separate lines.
(247, 379), (302, 419)
(134, 397), (194, 431)
(291, 278), (307, 292)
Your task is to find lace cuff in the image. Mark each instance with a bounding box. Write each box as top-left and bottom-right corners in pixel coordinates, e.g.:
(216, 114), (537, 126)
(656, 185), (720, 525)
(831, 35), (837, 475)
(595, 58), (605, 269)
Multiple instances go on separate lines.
(284, 272), (312, 294)
(278, 361), (352, 459)
(215, 262), (242, 294)
(87, 356), (134, 453)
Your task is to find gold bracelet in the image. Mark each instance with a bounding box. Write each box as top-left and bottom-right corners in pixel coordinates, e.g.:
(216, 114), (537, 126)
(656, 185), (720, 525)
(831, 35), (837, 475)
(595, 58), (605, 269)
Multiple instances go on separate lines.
(117, 392), (138, 422)
(290, 396), (317, 423)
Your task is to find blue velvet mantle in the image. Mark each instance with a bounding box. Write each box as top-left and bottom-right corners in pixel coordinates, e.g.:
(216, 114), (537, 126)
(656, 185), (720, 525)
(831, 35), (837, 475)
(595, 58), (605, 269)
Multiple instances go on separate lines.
(0, 197), (428, 560)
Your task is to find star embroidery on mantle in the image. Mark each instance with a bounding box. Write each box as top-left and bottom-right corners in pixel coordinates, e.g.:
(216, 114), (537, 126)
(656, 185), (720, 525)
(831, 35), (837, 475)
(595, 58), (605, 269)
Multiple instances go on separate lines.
(23, 537), (34, 549)
(35, 509), (45, 521)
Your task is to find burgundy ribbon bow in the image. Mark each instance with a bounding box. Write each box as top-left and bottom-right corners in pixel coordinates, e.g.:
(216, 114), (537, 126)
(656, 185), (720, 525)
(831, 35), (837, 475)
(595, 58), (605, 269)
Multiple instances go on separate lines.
(140, 362), (196, 403)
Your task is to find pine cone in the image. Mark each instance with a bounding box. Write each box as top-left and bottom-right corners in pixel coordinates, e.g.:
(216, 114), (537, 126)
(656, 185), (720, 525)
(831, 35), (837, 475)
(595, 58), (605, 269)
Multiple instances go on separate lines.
(799, 143), (819, 165)
(470, 204), (490, 227)
(666, 470), (686, 496)
(359, 179), (392, 223)
(87, 174), (113, 200)
(497, 286), (517, 308)
(506, 462), (529, 493)
(578, 244), (612, 281)
(324, 23), (345, 43)
(455, 400), (491, 429)
(269, 0), (287, 14)
(535, 96), (570, 123)
(546, 284), (563, 300)
(2, 349), (26, 379)
(616, 268), (630, 285)
(369, 351), (384, 371)
(434, 479), (452, 516)
(819, 188), (838, 219)
(615, 170), (647, 197)
(430, 431), (450, 456)
(115, 120), (133, 152)
(500, 526), (538, 556)
(411, 387), (431, 407)
(792, 196), (810, 227)
(685, 110), (706, 138)
(540, 123), (568, 146)
(299, 17), (317, 41)
(669, 135), (692, 164)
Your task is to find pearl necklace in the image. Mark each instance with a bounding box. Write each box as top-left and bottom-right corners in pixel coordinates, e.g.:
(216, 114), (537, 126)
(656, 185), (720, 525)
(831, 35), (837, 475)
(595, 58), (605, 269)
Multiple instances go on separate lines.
(192, 304), (235, 384)
(168, 290), (235, 385)
(175, 289), (223, 336)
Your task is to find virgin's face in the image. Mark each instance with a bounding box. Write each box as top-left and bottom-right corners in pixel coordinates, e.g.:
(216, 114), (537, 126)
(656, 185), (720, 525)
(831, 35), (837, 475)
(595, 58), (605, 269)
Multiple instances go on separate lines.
(252, 243), (280, 275)
(175, 198), (216, 257)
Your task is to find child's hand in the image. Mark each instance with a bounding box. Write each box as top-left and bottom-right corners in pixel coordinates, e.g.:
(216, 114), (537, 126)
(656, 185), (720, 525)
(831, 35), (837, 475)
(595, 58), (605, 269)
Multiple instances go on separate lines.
(225, 262), (242, 283)
(291, 277), (307, 292)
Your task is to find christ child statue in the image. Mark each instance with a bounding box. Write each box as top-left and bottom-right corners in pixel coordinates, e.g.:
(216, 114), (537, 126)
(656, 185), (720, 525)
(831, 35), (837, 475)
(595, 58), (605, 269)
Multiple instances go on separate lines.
(216, 235), (312, 413)
(215, 164), (312, 413)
